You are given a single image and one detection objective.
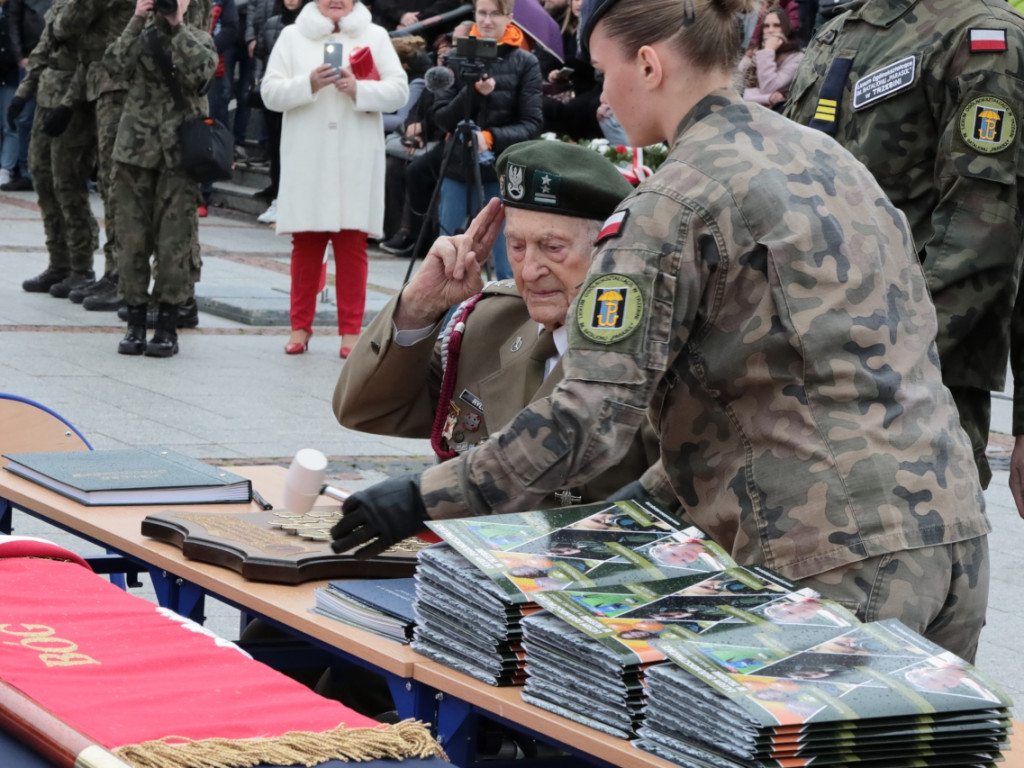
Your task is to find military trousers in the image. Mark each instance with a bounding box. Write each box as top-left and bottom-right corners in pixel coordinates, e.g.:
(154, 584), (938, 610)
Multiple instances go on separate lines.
(948, 385), (993, 490)
(94, 91), (128, 277)
(28, 104), (99, 273)
(800, 535), (989, 663)
(112, 161), (200, 307)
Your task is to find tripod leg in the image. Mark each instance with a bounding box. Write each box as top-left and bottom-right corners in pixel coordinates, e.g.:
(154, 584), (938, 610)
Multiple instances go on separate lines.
(402, 133), (461, 285)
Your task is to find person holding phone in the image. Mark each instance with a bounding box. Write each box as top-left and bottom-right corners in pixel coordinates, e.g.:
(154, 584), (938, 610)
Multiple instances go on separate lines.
(261, 0), (408, 358)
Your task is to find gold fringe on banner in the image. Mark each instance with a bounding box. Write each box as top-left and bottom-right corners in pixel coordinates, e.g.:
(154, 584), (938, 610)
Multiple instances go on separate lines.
(113, 719), (448, 768)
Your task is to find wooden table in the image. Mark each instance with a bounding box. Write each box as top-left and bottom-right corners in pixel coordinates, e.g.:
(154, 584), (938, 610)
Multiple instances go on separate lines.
(3, 464), (1021, 768)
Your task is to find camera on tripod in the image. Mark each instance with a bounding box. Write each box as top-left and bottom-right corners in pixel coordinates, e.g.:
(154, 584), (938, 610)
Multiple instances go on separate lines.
(445, 37), (498, 83)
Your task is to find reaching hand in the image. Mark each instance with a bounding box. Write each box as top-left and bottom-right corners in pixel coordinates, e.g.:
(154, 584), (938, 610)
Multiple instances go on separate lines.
(394, 197), (505, 328)
(329, 473), (429, 558)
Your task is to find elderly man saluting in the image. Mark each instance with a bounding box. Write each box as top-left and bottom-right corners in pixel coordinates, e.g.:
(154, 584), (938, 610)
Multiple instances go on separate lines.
(334, 140), (665, 508)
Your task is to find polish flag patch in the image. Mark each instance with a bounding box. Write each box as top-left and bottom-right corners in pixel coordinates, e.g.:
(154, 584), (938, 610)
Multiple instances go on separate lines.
(597, 210), (628, 243)
(969, 29), (1008, 53)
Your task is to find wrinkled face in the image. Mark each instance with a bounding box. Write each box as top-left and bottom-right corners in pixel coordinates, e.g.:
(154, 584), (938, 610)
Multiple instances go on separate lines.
(589, 22), (661, 147)
(475, 0), (511, 40)
(317, 0), (353, 23)
(504, 207), (595, 332)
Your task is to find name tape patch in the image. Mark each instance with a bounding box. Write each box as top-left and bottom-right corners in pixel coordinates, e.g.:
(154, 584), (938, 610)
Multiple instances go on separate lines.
(852, 55), (916, 109)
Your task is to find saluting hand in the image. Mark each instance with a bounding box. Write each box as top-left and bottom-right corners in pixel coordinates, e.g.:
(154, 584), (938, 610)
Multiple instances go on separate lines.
(394, 197), (505, 329)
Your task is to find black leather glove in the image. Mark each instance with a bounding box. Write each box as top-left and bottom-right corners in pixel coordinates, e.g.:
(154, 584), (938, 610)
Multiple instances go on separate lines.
(605, 479), (652, 504)
(330, 473), (429, 559)
(6, 96), (27, 132)
(41, 105), (72, 137)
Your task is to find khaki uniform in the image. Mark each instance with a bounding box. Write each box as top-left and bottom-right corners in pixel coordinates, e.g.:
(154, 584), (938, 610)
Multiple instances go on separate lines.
(334, 283), (665, 508)
(784, 0), (1024, 487)
(106, 12), (216, 306)
(417, 90), (990, 658)
(16, 1), (98, 275)
(53, 0), (137, 278)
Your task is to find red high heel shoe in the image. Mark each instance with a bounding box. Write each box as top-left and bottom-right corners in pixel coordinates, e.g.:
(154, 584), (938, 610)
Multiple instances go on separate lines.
(339, 346), (352, 359)
(285, 330), (312, 355)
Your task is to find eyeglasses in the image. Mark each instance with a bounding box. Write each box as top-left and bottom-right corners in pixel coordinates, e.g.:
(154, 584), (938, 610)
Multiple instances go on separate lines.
(475, 10), (508, 20)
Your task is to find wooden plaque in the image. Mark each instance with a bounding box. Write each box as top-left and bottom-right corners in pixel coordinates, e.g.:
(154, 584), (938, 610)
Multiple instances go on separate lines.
(140, 507), (420, 584)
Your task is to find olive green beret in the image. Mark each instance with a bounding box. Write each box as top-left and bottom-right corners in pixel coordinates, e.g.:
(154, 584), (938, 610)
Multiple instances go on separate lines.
(496, 140), (634, 220)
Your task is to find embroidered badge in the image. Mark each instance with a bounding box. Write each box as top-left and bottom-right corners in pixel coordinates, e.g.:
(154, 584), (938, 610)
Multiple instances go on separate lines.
(969, 29), (1008, 53)
(532, 170), (560, 206)
(462, 412), (481, 432)
(959, 96), (1017, 154)
(597, 210), (628, 243)
(459, 389), (484, 411)
(505, 162), (526, 201)
(575, 274), (645, 344)
(852, 55), (916, 109)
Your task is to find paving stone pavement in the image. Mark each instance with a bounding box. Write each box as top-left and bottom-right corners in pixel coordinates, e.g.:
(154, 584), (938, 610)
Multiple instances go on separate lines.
(1, 190), (1021, 719)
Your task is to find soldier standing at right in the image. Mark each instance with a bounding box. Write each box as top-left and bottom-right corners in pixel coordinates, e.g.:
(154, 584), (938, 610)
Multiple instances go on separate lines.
(11, 0), (99, 299)
(784, 0), (1024, 492)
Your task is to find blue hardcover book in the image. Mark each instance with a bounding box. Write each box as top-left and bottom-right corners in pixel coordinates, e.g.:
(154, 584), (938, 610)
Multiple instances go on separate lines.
(314, 578), (417, 642)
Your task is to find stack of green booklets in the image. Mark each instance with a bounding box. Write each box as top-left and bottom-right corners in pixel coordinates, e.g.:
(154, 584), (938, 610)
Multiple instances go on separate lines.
(636, 617), (1011, 766)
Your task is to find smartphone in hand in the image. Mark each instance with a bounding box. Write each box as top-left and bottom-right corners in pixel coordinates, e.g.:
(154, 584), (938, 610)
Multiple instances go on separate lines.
(324, 42), (344, 73)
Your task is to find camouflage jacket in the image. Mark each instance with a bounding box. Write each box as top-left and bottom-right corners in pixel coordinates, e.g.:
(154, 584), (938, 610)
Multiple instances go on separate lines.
(784, 0), (1024, 407)
(334, 284), (666, 508)
(419, 89), (989, 583)
(108, 11), (216, 170)
(16, 0), (76, 109)
(52, 0), (137, 103)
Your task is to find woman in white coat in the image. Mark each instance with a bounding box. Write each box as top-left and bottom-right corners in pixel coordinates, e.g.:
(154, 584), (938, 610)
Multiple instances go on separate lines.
(261, 0), (408, 357)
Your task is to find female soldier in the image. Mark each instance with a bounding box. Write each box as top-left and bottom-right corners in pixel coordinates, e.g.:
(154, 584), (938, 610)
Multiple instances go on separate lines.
(331, 0), (991, 663)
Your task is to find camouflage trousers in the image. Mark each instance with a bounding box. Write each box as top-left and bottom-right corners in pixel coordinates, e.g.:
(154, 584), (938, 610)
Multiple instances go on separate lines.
(28, 104), (99, 273)
(94, 90), (127, 277)
(112, 161), (200, 306)
(948, 385), (992, 491)
(800, 535), (989, 662)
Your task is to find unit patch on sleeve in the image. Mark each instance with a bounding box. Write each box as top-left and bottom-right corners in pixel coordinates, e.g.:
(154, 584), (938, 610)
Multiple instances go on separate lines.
(575, 274), (645, 345)
(597, 210), (628, 243)
(969, 29), (1008, 53)
(959, 96), (1017, 154)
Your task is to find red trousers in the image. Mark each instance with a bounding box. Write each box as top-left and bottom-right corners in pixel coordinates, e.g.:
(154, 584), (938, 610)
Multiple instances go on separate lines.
(290, 230), (368, 336)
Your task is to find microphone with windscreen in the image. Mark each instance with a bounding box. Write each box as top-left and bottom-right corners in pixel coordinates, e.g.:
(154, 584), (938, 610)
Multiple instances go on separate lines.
(282, 448), (349, 514)
(424, 65), (456, 93)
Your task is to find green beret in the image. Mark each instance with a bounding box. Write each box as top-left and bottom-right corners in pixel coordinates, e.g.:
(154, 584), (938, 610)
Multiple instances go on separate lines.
(496, 140), (634, 220)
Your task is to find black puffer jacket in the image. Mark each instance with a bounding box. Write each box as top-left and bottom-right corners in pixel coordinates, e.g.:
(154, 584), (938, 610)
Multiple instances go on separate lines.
(430, 41), (542, 184)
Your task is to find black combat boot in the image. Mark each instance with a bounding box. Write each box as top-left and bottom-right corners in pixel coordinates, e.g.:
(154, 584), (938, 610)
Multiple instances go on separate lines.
(145, 303), (179, 357)
(117, 305), (147, 355)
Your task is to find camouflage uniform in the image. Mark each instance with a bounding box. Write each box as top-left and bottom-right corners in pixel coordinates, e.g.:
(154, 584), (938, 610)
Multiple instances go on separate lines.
(417, 90), (991, 659)
(106, 10), (216, 307)
(784, 0), (1024, 489)
(15, 0), (98, 276)
(334, 283), (667, 508)
(53, 0), (137, 281)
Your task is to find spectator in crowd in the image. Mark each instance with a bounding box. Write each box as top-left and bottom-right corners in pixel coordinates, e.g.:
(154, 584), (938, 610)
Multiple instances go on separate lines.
(251, 0), (310, 226)
(109, 0), (217, 358)
(371, 0), (462, 36)
(0, 0), (19, 187)
(2, 0), (48, 191)
(541, 0), (602, 140)
(738, 5), (802, 110)
(430, 0), (543, 280)
(261, 0), (408, 358)
(199, 0), (239, 217)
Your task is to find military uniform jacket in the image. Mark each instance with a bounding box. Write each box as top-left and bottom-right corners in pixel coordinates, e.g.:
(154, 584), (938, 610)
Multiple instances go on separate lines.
(784, 0), (1024, 404)
(107, 12), (217, 170)
(16, 1), (75, 109)
(333, 283), (662, 507)
(420, 90), (990, 583)
(53, 0), (137, 103)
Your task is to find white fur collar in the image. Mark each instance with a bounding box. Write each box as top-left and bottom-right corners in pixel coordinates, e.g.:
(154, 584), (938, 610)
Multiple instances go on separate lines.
(295, 1), (371, 41)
